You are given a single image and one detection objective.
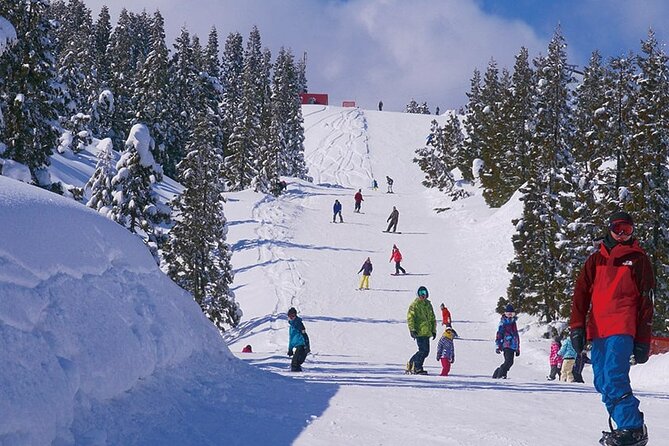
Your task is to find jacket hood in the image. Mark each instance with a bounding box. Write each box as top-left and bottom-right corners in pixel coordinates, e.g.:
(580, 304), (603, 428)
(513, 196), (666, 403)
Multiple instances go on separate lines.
(599, 237), (644, 259)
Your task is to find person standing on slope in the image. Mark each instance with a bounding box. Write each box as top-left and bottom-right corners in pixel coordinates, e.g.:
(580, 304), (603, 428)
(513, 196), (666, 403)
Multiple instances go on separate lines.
(389, 244), (406, 275)
(492, 304), (520, 379)
(354, 189), (364, 213)
(406, 286), (436, 375)
(386, 176), (394, 193)
(357, 257), (373, 290)
(333, 199), (343, 223)
(558, 332), (578, 383)
(569, 211), (654, 446)
(287, 307), (310, 372)
(386, 206), (399, 233)
(436, 325), (456, 376)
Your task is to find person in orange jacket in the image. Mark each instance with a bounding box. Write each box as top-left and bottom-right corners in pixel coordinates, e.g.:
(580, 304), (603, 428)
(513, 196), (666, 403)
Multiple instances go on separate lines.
(440, 303), (452, 326)
(389, 244), (406, 275)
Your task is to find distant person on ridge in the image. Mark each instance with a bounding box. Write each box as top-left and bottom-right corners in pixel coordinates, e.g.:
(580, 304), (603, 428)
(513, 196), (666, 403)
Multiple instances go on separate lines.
(492, 304), (520, 379)
(386, 176), (394, 193)
(406, 286), (436, 375)
(372, 179), (378, 190)
(378, 100), (383, 111)
(569, 211), (653, 446)
(354, 189), (364, 213)
(386, 206), (399, 233)
(389, 244), (406, 275)
(287, 307), (310, 372)
(333, 199), (343, 223)
(357, 257), (373, 290)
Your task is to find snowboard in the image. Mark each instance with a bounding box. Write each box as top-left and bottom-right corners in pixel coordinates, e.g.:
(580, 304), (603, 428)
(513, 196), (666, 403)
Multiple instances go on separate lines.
(382, 231), (401, 234)
(390, 273), (408, 276)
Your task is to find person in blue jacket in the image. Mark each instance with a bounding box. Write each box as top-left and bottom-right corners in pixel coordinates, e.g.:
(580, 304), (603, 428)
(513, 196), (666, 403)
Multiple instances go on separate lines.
(492, 304), (520, 379)
(333, 199), (343, 223)
(558, 332), (578, 382)
(287, 307), (310, 372)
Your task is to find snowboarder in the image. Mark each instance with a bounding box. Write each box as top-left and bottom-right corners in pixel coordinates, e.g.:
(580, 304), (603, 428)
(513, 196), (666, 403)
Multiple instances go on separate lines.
(333, 199), (343, 223)
(569, 211), (653, 446)
(372, 179), (378, 190)
(435, 106), (440, 115)
(386, 206), (399, 233)
(354, 189), (364, 213)
(547, 336), (563, 381)
(436, 326), (456, 376)
(389, 244), (406, 275)
(406, 286), (436, 375)
(558, 332), (578, 383)
(357, 257), (373, 290)
(440, 303), (452, 325)
(492, 304), (520, 379)
(386, 176), (394, 193)
(287, 307), (310, 372)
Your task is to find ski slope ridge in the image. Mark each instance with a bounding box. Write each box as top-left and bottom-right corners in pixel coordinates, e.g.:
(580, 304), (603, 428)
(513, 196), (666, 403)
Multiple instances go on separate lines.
(225, 105), (669, 445)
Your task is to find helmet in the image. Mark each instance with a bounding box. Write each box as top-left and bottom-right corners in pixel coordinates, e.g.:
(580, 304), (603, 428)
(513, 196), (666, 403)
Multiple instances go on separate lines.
(417, 286), (429, 298)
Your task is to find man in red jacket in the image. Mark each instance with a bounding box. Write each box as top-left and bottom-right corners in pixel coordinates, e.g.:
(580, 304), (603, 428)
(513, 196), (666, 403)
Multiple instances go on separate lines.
(354, 189), (364, 213)
(570, 211), (654, 446)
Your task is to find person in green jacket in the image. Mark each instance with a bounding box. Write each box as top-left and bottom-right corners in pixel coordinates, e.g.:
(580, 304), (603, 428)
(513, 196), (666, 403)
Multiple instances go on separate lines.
(406, 286), (437, 374)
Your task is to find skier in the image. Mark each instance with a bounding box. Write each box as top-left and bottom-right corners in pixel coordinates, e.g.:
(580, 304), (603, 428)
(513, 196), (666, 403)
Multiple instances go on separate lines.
(354, 189), (364, 213)
(435, 326), (456, 376)
(569, 211), (653, 446)
(372, 179), (378, 190)
(357, 257), (373, 290)
(386, 176), (394, 193)
(332, 199), (343, 223)
(389, 244), (406, 275)
(558, 332), (578, 383)
(492, 304), (520, 379)
(547, 335), (563, 381)
(406, 286), (436, 375)
(386, 206), (399, 233)
(287, 307), (310, 372)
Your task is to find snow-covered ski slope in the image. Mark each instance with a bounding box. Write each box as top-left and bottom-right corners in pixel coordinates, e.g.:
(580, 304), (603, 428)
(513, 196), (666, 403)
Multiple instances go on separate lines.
(225, 105), (669, 445)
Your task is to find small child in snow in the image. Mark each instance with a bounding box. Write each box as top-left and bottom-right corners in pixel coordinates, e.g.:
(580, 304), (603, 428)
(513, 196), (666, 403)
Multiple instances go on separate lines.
(547, 336), (563, 380)
(436, 326), (456, 376)
(558, 334), (578, 383)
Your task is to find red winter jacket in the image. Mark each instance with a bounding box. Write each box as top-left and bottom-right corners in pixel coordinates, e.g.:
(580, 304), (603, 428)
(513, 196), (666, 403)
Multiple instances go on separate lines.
(390, 249), (402, 262)
(570, 239), (655, 344)
(354, 192), (363, 203)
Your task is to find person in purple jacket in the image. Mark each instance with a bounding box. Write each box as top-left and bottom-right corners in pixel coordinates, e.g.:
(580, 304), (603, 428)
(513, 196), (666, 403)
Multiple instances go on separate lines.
(492, 304), (520, 379)
(357, 257), (373, 290)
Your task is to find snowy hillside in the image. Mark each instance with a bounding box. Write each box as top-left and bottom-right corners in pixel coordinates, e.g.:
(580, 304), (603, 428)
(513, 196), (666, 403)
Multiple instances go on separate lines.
(1, 105), (668, 445)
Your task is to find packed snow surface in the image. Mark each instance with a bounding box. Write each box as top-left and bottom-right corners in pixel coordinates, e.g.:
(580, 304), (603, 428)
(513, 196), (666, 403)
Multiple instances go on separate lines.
(1, 105), (668, 445)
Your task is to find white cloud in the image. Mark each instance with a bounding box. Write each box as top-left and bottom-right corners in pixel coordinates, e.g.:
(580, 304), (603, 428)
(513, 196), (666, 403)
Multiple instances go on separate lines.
(84, 0), (548, 111)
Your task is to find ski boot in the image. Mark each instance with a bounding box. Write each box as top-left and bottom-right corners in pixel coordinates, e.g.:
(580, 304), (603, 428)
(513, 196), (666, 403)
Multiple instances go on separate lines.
(599, 414), (648, 446)
(414, 369), (428, 375)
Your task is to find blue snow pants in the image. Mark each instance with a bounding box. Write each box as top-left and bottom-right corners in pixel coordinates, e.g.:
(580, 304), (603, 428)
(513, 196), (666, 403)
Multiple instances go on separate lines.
(591, 335), (643, 430)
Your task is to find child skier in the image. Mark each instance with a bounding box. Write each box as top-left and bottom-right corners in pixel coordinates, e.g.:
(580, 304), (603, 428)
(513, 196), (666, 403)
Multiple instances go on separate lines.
(558, 332), (578, 383)
(389, 244), (406, 275)
(332, 199), (343, 223)
(436, 326), (456, 376)
(492, 304), (520, 379)
(357, 257), (373, 290)
(547, 336), (563, 381)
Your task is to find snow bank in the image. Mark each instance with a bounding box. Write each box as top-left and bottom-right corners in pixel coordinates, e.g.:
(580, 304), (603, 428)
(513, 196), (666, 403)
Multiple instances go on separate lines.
(0, 16), (16, 55)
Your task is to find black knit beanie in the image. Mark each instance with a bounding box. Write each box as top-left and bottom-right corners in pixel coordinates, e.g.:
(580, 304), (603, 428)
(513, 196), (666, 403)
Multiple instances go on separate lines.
(608, 211), (633, 225)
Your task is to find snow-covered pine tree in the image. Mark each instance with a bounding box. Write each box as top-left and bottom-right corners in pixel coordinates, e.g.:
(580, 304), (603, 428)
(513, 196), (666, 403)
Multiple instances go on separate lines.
(110, 123), (170, 256)
(0, 0), (60, 182)
(461, 69), (484, 182)
(85, 137), (116, 214)
(296, 51), (308, 94)
(221, 31), (244, 157)
(506, 29), (576, 322)
(92, 5), (111, 88)
(226, 26), (265, 191)
(132, 10), (170, 168)
(164, 113), (241, 331)
(627, 30), (669, 332)
(507, 47), (535, 193)
(405, 99), (419, 113)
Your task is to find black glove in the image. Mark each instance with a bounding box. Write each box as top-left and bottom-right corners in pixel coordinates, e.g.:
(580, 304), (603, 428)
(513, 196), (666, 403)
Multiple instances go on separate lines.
(515, 350), (520, 357)
(633, 343), (650, 364)
(432, 333), (436, 340)
(287, 348), (293, 357)
(495, 348), (501, 354)
(570, 328), (586, 355)
(410, 331), (417, 339)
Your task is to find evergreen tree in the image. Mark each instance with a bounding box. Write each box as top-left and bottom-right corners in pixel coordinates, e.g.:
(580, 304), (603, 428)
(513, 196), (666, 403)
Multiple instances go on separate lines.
(85, 137), (116, 214)
(110, 123), (169, 255)
(164, 114), (241, 331)
(628, 30), (669, 332)
(296, 51), (308, 94)
(92, 5), (112, 88)
(461, 69), (484, 181)
(221, 31), (244, 156)
(0, 0), (60, 181)
(507, 47), (535, 192)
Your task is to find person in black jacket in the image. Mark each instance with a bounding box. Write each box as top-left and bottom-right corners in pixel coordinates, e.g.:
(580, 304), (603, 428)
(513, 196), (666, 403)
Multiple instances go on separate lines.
(386, 206), (399, 232)
(357, 257), (373, 290)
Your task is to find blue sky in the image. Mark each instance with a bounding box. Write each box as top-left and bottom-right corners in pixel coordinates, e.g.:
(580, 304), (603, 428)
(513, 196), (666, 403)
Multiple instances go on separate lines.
(84, 0), (669, 112)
